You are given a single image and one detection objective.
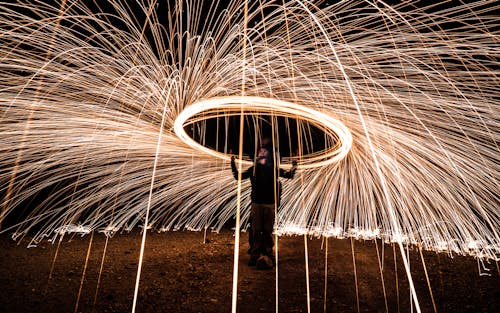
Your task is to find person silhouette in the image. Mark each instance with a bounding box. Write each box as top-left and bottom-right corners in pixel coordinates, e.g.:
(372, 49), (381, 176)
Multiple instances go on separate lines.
(231, 139), (297, 269)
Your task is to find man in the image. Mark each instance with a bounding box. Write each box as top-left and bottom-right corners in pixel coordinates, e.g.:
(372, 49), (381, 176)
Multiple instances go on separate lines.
(231, 141), (297, 269)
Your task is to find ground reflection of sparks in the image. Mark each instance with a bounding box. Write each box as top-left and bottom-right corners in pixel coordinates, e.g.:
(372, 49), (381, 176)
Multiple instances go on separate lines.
(0, 0), (499, 311)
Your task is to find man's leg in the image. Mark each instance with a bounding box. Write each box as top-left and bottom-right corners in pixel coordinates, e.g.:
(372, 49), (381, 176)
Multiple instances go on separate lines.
(254, 203), (275, 270)
(249, 203), (263, 265)
(262, 203), (275, 258)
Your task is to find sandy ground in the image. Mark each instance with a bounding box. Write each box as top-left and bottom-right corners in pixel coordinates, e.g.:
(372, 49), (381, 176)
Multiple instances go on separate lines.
(0, 229), (498, 313)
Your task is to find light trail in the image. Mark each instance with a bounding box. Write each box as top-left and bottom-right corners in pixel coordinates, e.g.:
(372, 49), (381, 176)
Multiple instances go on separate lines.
(1, 0), (498, 259)
(131, 75), (173, 313)
(304, 235), (311, 313)
(323, 237), (328, 313)
(375, 239), (389, 313)
(419, 246), (437, 313)
(174, 96), (352, 169)
(393, 244), (401, 313)
(75, 231), (94, 313)
(231, 1), (248, 312)
(0, 0), (499, 310)
(92, 236), (109, 313)
(351, 237), (360, 313)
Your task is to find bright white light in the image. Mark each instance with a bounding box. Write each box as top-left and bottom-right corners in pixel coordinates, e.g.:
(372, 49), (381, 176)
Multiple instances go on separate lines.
(0, 0), (498, 261)
(174, 96), (352, 169)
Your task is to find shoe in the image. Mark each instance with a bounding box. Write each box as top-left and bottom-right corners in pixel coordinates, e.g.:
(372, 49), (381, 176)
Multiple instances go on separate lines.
(262, 252), (275, 265)
(256, 255), (273, 270)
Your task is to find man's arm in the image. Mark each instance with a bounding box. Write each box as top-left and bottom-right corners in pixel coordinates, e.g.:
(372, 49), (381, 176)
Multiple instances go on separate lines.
(231, 156), (252, 180)
(230, 156), (239, 180)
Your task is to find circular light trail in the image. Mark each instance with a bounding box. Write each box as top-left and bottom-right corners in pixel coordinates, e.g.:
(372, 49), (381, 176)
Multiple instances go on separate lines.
(174, 96), (353, 169)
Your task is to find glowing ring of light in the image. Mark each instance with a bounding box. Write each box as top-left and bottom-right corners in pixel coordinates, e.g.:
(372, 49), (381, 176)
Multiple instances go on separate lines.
(174, 96), (352, 169)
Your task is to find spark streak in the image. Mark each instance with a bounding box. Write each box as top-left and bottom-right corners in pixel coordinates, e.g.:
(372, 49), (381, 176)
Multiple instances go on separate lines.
(0, 0), (499, 259)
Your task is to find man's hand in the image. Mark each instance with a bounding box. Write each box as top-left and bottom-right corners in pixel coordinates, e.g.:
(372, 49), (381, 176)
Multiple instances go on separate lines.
(230, 155), (239, 179)
(287, 160), (298, 178)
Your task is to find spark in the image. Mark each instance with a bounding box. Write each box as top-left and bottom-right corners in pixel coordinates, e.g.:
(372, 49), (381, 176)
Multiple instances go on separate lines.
(0, 0), (499, 261)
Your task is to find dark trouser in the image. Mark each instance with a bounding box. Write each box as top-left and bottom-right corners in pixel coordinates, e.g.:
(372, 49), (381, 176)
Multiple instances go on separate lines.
(249, 203), (275, 260)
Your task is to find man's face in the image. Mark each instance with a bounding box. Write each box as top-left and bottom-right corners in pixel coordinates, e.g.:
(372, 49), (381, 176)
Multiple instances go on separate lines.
(257, 148), (268, 164)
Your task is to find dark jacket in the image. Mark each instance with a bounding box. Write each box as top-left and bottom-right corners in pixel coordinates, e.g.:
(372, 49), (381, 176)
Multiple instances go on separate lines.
(231, 158), (296, 205)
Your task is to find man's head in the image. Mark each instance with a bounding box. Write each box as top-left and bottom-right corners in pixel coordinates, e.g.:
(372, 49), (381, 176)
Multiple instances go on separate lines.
(256, 136), (277, 166)
(257, 147), (269, 165)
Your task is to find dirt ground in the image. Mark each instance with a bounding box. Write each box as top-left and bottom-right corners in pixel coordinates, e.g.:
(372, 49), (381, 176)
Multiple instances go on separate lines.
(0, 229), (498, 313)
